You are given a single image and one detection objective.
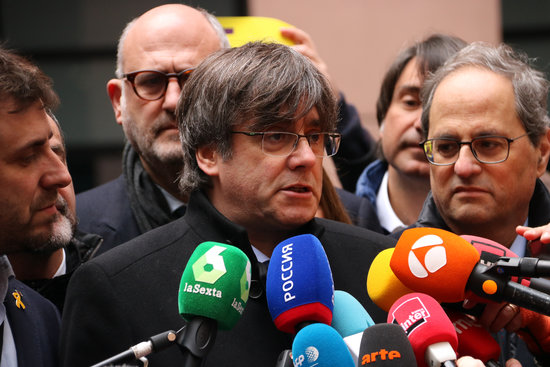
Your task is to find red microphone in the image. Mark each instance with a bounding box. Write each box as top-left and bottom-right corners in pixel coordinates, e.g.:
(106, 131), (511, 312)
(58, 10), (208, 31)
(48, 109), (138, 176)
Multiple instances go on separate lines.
(446, 311), (501, 367)
(388, 292), (458, 367)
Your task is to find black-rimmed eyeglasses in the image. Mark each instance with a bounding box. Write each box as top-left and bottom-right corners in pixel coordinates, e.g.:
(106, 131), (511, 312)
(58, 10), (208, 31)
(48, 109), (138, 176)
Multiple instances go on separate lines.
(420, 133), (529, 165)
(122, 69), (194, 101)
(231, 131), (342, 157)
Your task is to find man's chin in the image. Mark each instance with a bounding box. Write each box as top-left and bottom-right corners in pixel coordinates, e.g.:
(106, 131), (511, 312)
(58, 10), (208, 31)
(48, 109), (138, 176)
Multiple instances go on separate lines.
(277, 211), (316, 229)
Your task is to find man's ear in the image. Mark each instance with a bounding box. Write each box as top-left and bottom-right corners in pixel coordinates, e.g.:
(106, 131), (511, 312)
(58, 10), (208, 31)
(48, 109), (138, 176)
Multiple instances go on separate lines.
(536, 128), (550, 177)
(196, 145), (220, 177)
(107, 79), (123, 126)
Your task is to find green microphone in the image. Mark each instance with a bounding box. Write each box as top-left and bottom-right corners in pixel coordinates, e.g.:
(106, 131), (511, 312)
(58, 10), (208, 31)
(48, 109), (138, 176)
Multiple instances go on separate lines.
(177, 241), (251, 366)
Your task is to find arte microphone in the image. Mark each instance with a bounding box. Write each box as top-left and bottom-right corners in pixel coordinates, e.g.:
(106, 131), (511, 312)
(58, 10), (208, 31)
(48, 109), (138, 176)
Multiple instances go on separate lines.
(291, 323), (355, 367)
(462, 234), (550, 293)
(390, 227), (550, 316)
(331, 290), (375, 364)
(90, 329), (179, 367)
(177, 241), (251, 366)
(358, 323), (416, 366)
(367, 248), (414, 312)
(447, 311), (501, 367)
(388, 292), (458, 367)
(266, 234), (334, 334)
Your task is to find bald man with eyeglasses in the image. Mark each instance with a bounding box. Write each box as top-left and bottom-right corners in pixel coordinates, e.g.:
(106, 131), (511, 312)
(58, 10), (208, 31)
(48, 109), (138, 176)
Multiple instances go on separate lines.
(75, 5), (228, 255)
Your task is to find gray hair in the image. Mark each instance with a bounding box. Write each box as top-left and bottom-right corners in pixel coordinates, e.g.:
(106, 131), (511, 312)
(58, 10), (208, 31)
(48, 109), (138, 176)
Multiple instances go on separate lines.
(114, 7), (229, 78)
(177, 42), (338, 196)
(421, 42), (550, 145)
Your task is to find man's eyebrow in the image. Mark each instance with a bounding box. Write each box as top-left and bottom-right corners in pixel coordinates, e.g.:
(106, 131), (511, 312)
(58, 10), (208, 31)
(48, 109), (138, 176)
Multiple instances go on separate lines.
(309, 118), (321, 127)
(20, 137), (49, 151)
(14, 129), (53, 153)
(396, 84), (421, 95)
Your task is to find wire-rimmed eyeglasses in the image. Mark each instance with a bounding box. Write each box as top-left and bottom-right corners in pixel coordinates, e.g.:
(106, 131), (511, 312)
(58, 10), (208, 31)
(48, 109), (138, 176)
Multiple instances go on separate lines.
(420, 133), (529, 165)
(231, 131), (342, 157)
(122, 68), (194, 101)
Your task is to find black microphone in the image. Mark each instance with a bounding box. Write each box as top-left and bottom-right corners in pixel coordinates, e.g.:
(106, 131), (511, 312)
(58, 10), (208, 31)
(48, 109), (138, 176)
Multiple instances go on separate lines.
(461, 234), (550, 295)
(358, 323), (416, 367)
(90, 329), (178, 367)
(467, 262), (550, 316)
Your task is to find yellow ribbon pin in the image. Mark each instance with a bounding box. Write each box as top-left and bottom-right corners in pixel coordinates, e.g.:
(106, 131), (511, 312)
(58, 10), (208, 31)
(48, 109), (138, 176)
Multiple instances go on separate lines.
(12, 290), (25, 310)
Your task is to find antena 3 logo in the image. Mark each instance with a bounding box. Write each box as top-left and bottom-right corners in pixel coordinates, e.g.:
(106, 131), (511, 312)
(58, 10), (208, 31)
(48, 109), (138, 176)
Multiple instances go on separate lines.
(182, 245), (228, 299)
(408, 234), (447, 278)
(294, 346), (319, 367)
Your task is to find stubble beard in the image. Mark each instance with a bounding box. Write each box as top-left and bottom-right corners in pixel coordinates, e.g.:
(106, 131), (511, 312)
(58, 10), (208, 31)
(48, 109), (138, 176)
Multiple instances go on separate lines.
(120, 94), (184, 169)
(29, 196), (77, 254)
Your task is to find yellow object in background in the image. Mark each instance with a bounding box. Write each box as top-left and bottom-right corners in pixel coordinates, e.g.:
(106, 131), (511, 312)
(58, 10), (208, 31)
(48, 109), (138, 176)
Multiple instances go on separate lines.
(217, 16), (296, 47)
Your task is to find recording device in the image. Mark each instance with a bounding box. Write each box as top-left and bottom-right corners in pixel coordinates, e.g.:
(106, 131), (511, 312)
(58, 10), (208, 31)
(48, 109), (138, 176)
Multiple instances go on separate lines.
(390, 228), (550, 316)
(291, 323), (355, 367)
(358, 323), (416, 367)
(91, 241), (251, 367)
(177, 241), (252, 366)
(461, 234), (550, 294)
(331, 290), (375, 364)
(388, 292), (458, 367)
(266, 234), (334, 334)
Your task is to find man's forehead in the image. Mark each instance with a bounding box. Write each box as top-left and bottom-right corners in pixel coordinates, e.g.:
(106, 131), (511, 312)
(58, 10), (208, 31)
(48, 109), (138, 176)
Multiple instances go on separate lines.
(430, 68), (517, 128)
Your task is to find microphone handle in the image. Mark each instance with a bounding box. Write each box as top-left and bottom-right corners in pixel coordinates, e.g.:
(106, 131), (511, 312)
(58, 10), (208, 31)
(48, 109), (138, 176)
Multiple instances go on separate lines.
(528, 277), (550, 294)
(504, 281), (550, 316)
(441, 360), (457, 367)
(275, 349), (293, 367)
(441, 361), (457, 367)
(90, 348), (137, 367)
(182, 353), (202, 367)
(176, 316), (218, 366)
(494, 257), (550, 277)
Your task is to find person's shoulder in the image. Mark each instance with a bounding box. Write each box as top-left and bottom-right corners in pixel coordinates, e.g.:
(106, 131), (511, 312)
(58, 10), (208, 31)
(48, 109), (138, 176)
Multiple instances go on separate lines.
(76, 175), (127, 204)
(335, 187), (384, 233)
(8, 277), (60, 318)
(82, 217), (193, 276)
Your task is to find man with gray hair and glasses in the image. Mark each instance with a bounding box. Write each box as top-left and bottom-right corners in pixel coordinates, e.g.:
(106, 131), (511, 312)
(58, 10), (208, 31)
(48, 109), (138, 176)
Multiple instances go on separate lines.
(414, 42), (550, 367)
(61, 42), (395, 367)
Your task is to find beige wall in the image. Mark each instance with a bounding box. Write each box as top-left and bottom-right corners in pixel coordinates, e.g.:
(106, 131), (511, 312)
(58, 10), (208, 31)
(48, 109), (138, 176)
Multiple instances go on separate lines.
(248, 0), (501, 137)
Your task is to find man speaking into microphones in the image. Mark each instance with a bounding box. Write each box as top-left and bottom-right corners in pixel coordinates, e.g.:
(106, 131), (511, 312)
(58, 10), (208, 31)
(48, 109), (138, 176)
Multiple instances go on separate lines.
(60, 42), (395, 366)
(405, 41), (550, 366)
